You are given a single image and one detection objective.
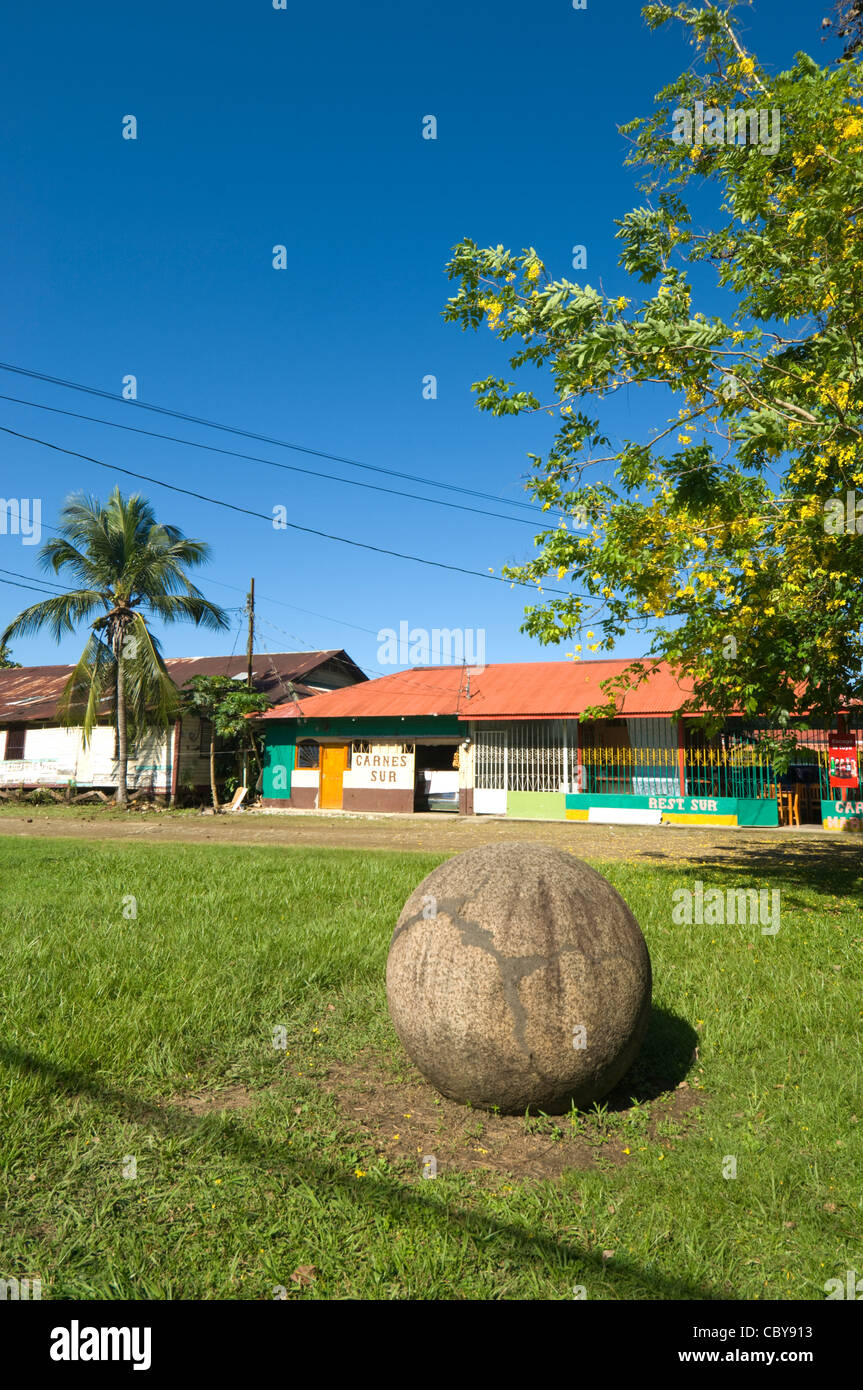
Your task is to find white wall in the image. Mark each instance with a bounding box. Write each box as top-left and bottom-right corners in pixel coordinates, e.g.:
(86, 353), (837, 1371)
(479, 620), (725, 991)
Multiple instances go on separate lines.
(0, 722), (173, 791)
(290, 769), (320, 788)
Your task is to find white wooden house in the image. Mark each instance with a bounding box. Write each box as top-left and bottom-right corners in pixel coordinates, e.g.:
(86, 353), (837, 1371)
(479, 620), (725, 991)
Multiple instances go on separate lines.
(0, 650), (366, 798)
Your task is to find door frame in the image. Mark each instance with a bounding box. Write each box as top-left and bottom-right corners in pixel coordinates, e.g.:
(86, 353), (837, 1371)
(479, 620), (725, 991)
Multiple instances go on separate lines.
(319, 742), (350, 810)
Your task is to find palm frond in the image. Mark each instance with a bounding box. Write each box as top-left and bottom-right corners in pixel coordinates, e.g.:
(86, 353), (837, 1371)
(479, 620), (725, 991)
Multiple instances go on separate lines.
(1, 591), (105, 646)
(40, 538), (107, 589)
(4, 488), (229, 766)
(57, 635), (116, 745)
(144, 592), (230, 630)
(121, 616), (180, 735)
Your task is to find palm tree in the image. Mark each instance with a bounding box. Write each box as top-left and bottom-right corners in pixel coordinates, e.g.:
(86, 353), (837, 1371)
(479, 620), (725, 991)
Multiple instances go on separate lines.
(1, 488), (229, 805)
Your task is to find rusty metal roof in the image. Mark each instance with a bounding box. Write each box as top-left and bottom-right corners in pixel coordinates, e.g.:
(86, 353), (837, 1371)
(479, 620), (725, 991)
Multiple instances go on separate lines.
(0, 665), (86, 724)
(260, 660), (695, 722)
(0, 651), (366, 724)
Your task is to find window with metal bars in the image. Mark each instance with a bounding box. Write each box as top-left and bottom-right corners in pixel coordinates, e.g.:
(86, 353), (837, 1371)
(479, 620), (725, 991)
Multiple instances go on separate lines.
(3, 728), (26, 760)
(352, 741), (414, 756)
(474, 723), (569, 792)
(296, 740), (320, 769)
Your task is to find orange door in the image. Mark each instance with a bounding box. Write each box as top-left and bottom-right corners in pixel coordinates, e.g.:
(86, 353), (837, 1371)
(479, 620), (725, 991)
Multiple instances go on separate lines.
(319, 744), (349, 809)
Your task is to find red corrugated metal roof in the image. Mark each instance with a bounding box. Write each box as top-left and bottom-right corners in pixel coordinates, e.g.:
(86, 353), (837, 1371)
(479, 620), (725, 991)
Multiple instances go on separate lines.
(261, 664), (467, 720)
(465, 660), (693, 718)
(260, 660), (695, 722)
(0, 651), (365, 724)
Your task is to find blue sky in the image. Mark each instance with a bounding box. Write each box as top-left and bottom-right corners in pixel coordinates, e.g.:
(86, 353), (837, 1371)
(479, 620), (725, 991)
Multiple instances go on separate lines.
(0, 0), (840, 676)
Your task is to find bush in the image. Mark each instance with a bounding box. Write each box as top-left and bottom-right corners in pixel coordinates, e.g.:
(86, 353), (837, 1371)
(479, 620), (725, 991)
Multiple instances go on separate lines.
(24, 788), (57, 805)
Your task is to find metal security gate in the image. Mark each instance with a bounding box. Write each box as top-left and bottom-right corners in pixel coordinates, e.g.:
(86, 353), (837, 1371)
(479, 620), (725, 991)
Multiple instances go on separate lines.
(507, 721), (566, 792)
(474, 728), (507, 814)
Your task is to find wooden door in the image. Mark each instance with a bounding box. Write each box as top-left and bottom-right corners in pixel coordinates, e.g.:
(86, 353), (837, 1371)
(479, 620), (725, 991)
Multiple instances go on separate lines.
(320, 744), (349, 809)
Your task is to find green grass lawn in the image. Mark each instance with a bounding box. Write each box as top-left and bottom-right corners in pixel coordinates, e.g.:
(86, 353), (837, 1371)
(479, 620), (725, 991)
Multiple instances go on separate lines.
(0, 836), (859, 1300)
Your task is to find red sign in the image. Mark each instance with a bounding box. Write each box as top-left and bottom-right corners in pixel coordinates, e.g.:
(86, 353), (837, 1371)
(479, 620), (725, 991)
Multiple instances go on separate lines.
(828, 735), (859, 792)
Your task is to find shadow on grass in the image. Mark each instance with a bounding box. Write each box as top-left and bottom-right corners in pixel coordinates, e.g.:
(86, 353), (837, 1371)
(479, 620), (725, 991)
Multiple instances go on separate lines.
(633, 840), (863, 901)
(2, 1041), (724, 1301)
(606, 1006), (698, 1111)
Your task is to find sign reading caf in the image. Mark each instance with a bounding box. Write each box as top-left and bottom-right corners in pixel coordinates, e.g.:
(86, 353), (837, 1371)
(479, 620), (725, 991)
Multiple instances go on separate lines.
(353, 750), (412, 784)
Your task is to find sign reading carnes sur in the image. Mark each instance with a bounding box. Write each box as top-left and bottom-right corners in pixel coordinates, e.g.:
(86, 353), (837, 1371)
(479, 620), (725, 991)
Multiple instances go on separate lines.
(345, 747), (415, 790)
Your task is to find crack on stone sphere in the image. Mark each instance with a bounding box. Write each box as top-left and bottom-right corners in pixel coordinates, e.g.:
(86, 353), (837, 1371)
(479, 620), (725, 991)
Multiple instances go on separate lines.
(386, 844), (652, 1113)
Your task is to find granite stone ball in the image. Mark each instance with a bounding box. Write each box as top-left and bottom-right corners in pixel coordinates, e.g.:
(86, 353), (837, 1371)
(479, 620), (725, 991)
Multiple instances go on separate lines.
(386, 843), (651, 1114)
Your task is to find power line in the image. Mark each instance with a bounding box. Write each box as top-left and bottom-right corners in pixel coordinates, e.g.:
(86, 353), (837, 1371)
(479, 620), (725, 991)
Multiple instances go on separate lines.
(0, 573), (65, 598)
(0, 553), (376, 678)
(255, 613), (468, 697)
(218, 586), (484, 697)
(0, 551), (590, 679)
(0, 531), (382, 643)
(0, 424), (574, 596)
(255, 629), (319, 713)
(0, 549), (244, 625)
(202, 575), (381, 638)
(0, 565), (69, 594)
(0, 360), (565, 520)
(0, 392), (554, 529)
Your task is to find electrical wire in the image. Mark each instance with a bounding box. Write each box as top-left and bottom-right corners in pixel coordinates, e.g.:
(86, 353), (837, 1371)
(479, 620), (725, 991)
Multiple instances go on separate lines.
(0, 424), (575, 596)
(0, 360), (566, 520)
(255, 613), (469, 698)
(0, 392), (557, 529)
(0, 573), (65, 598)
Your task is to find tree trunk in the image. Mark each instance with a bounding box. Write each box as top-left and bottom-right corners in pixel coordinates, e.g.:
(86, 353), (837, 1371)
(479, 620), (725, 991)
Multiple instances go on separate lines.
(116, 652), (128, 807)
(210, 726), (219, 811)
(249, 732), (262, 779)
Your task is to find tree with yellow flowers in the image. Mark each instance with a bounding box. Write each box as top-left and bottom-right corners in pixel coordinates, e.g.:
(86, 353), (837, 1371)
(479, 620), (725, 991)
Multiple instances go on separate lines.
(444, 1), (862, 730)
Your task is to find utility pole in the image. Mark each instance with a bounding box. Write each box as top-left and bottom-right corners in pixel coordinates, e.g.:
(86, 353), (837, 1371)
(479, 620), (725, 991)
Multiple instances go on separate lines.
(243, 578), (255, 793)
(246, 578), (255, 689)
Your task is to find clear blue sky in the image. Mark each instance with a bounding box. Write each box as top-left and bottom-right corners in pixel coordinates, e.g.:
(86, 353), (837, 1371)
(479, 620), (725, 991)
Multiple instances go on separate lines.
(0, 0), (838, 676)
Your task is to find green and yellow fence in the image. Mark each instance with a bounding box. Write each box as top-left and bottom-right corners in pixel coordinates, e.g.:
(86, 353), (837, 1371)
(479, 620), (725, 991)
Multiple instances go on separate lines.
(577, 744), (834, 801)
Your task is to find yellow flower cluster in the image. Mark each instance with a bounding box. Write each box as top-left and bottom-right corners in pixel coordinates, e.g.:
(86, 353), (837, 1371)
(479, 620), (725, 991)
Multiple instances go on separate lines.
(792, 145), (827, 178)
(479, 296), (503, 329)
(836, 113), (863, 149)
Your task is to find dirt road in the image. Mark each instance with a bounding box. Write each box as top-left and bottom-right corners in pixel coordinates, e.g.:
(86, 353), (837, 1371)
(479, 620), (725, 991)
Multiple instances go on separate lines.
(0, 804), (856, 867)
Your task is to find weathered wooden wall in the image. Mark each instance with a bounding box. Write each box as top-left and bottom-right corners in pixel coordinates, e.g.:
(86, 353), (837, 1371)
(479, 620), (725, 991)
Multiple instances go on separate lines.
(0, 717), (212, 793)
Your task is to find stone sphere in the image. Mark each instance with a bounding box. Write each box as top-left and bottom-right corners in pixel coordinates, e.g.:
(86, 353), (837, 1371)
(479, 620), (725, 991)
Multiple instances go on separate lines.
(386, 843), (651, 1114)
